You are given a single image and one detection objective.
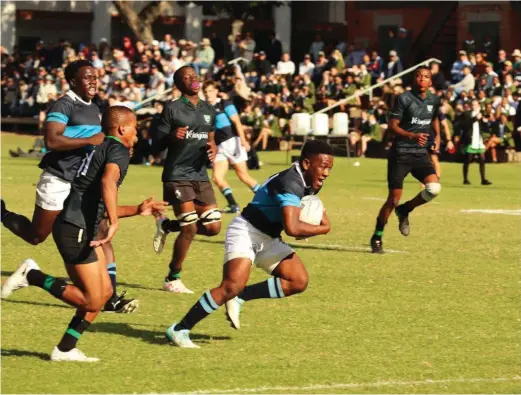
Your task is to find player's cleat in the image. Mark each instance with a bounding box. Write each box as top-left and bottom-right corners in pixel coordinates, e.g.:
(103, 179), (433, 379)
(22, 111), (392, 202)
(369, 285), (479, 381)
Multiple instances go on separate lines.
(50, 346), (99, 362)
(1, 258), (40, 299)
(481, 179), (492, 186)
(221, 204), (240, 214)
(166, 323), (200, 348)
(463, 180), (471, 185)
(163, 279), (194, 294)
(395, 205), (410, 236)
(370, 237), (384, 254)
(153, 217), (168, 255)
(103, 291), (139, 313)
(225, 296), (244, 330)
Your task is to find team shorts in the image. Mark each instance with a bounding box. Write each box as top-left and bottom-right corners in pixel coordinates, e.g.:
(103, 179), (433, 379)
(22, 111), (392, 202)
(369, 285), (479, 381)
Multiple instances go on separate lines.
(215, 137), (248, 165)
(52, 220), (97, 265)
(387, 151), (436, 189)
(224, 215), (294, 274)
(35, 171), (71, 211)
(163, 180), (217, 207)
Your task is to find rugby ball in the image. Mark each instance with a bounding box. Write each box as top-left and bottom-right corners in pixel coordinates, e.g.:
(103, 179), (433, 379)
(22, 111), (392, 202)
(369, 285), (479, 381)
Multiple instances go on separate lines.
(299, 195), (324, 225)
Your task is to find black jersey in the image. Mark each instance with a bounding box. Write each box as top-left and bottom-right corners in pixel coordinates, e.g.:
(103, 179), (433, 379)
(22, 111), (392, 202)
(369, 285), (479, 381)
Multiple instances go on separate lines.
(154, 96), (216, 182)
(242, 163), (314, 238)
(38, 91), (102, 182)
(60, 137), (130, 233)
(213, 99), (239, 145)
(390, 89), (441, 154)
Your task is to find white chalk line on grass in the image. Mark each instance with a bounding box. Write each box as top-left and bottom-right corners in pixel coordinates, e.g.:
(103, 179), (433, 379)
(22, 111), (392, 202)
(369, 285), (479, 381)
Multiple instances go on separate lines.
(460, 209), (521, 216)
(287, 242), (406, 254)
(362, 196), (440, 205)
(182, 376), (521, 394)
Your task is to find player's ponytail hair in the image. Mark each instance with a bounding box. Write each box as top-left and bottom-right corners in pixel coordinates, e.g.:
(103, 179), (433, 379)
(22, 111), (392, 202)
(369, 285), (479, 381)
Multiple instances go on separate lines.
(300, 140), (333, 164)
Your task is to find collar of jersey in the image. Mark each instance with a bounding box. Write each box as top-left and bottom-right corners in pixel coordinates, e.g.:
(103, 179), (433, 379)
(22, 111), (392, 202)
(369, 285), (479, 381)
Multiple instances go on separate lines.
(106, 136), (122, 144)
(411, 88), (432, 101)
(293, 161), (309, 187)
(180, 95), (201, 108)
(66, 90), (92, 105)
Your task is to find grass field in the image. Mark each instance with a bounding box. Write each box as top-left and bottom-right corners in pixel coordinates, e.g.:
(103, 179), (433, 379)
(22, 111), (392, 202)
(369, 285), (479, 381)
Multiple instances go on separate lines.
(1, 132), (521, 394)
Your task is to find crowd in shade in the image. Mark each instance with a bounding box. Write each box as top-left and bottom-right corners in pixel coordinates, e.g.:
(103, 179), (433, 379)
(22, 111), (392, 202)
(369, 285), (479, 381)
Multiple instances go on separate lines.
(2, 29), (520, 160)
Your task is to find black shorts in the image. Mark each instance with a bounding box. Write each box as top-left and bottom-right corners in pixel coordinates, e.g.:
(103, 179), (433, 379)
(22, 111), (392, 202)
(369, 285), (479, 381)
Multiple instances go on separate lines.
(387, 151), (436, 189)
(163, 180), (217, 207)
(52, 220), (98, 265)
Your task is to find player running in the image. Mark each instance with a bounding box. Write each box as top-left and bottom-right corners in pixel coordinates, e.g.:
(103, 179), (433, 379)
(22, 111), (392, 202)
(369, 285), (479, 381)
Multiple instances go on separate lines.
(165, 140), (333, 348)
(201, 80), (260, 213)
(370, 66), (442, 254)
(1, 60), (138, 312)
(151, 66), (221, 294)
(1, 107), (167, 362)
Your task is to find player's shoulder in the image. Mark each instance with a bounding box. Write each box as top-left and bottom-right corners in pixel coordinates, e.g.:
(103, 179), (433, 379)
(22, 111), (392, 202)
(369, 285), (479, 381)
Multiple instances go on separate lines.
(275, 165), (307, 195)
(199, 99), (216, 115)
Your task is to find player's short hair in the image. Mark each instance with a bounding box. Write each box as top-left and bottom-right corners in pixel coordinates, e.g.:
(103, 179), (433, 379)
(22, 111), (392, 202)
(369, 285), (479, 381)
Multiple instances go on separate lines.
(300, 140), (333, 163)
(65, 60), (93, 84)
(202, 80), (218, 91)
(415, 65), (431, 77)
(102, 105), (135, 129)
(173, 65), (194, 89)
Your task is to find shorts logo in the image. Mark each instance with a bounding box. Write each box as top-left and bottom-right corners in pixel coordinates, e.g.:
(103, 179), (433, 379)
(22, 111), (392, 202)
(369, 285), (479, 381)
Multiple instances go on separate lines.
(427, 105), (433, 112)
(175, 189), (182, 199)
(204, 115), (211, 124)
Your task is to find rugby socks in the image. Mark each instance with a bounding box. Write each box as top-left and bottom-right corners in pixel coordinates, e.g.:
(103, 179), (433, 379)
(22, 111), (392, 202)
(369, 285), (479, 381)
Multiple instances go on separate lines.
(251, 184), (260, 193)
(161, 218), (181, 233)
(166, 269), (181, 282)
(57, 315), (90, 352)
(222, 187), (238, 207)
(1, 199), (10, 222)
(107, 263), (116, 296)
(373, 217), (386, 240)
(175, 291), (219, 330)
(238, 277), (285, 301)
(26, 269), (67, 299)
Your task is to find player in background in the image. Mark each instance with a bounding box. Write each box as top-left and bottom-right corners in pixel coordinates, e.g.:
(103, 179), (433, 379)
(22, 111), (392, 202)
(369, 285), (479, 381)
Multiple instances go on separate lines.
(201, 80), (260, 213)
(165, 140), (333, 348)
(370, 66), (442, 254)
(427, 101), (455, 179)
(1, 107), (167, 361)
(1, 60), (138, 312)
(151, 66), (221, 294)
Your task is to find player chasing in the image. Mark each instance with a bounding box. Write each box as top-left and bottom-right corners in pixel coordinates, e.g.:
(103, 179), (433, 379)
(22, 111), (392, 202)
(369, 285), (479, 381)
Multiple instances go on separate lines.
(201, 80), (260, 213)
(370, 66), (442, 254)
(1, 60), (138, 312)
(151, 66), (221, 294)
(165, 140), (333, 348)
(1, 107), (167, 362)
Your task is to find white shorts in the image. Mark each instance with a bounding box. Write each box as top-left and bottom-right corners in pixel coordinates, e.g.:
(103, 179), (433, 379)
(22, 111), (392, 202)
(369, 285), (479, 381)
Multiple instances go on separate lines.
(35, 171), (71, 211)
(224, 215), (294, 274)
(215, 137), (248, 165)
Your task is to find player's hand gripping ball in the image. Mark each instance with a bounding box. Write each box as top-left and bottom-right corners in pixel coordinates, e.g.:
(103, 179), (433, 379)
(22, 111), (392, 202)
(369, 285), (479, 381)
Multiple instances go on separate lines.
(299, 195), (324, 225)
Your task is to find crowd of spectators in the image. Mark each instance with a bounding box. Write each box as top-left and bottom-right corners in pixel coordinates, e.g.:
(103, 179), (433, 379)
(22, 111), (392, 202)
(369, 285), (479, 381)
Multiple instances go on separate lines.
(2, 29), (520, 161)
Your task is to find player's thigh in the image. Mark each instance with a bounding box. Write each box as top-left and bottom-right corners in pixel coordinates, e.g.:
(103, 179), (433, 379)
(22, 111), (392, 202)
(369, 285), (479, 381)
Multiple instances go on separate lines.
(164, 181), (197, 216)
(387, 156), (411, 190)
(271, 252), (308, 286)
(32, 205), (61, 240)
(193, 181), (218, 209)
(233, 161), (250, 180)
(221, 258), (252, 291)
(411, 154), (438, 184)
(255, 238), (295, 275)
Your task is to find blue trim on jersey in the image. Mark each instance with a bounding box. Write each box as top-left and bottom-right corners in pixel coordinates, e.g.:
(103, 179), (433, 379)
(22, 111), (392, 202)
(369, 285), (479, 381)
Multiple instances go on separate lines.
(46, 112), (69, 124)
(63, 125), (102, 139)
(276, 193), (301, 208)
(224, 104), (238, 118)
(215, 113), (232, 129)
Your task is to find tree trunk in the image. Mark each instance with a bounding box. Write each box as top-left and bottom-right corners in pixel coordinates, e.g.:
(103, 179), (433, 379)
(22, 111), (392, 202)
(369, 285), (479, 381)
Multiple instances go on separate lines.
(113, 0), (166, 43)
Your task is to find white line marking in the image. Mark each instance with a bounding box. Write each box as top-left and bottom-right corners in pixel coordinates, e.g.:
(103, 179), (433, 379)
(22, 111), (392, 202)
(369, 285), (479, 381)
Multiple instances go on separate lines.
(288, 242), (406, 253)
(362, 196), (386, 202)
(460, 209), (521, 216)
(182, 376), (521, 394)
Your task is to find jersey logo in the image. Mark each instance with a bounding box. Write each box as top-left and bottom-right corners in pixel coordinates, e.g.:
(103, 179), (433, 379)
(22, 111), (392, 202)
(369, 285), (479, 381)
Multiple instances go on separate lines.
(427, 105), (433, 112)
(186, 130), (208, 140)
(204, 115), (211, 124)
(411, 117), (431, 126)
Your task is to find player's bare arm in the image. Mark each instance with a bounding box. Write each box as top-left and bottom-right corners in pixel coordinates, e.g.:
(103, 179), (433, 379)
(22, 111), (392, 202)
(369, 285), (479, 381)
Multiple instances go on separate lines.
(432, 117), (441, 151)
(282, 206), (330, 238)
(389, 119), (429, 147)
(45, 122), (104, 151)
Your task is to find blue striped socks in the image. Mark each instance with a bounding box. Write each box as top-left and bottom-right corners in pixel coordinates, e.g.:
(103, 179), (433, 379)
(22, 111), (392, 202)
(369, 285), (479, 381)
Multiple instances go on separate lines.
(239, 277), (285, 301)
(221, 187), (238, 207)
(176, 291), (220, 331)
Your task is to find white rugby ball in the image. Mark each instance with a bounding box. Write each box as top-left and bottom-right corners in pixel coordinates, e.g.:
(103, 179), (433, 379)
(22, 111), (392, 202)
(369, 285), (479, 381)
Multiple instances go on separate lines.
(299, 195), (324, 225)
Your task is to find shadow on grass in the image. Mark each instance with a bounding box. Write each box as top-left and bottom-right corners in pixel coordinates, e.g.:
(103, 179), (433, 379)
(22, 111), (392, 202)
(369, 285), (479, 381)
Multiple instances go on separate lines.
(1, 348), (49, 360)
(114, 281), (159, 292)
(2, 299), (71, 309)
(90, 322), (231, 346)
(1, 270), (15, 277)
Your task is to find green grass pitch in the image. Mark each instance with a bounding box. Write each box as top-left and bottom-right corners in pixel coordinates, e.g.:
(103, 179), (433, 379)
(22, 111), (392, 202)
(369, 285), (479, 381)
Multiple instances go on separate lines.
(1, 132), (520, 394)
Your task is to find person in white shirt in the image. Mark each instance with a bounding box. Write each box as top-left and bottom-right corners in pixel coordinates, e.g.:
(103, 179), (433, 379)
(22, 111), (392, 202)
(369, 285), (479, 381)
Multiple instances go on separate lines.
(450, 66), (475, 94)
(276, 53), (295, 77)
(299, 54), (315, 76)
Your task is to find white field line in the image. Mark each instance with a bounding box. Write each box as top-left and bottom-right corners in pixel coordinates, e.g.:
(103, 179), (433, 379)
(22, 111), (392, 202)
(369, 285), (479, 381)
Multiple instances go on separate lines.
(181, 376), (521, 394)
(362, 197), (440, 205)
(288, 242), (406, 253)
(460, 209), (521, 216)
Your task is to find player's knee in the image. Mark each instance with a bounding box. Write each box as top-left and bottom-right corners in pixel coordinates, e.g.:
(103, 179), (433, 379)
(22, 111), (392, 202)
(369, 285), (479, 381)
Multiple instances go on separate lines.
(387, 196), (401, 209)
(221, 280), (243, 300)
(177, 211), (199, 236)
(290, 271), (309, 295)
(199, 209), (221, 235)
(212, 174), (224, 187)
(421, 182), (441, 201)
(204, 222), (221, 236)
(83, 294), (104, 312)
(103, 283), (114, 303)
(179, 222), (197, 239)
